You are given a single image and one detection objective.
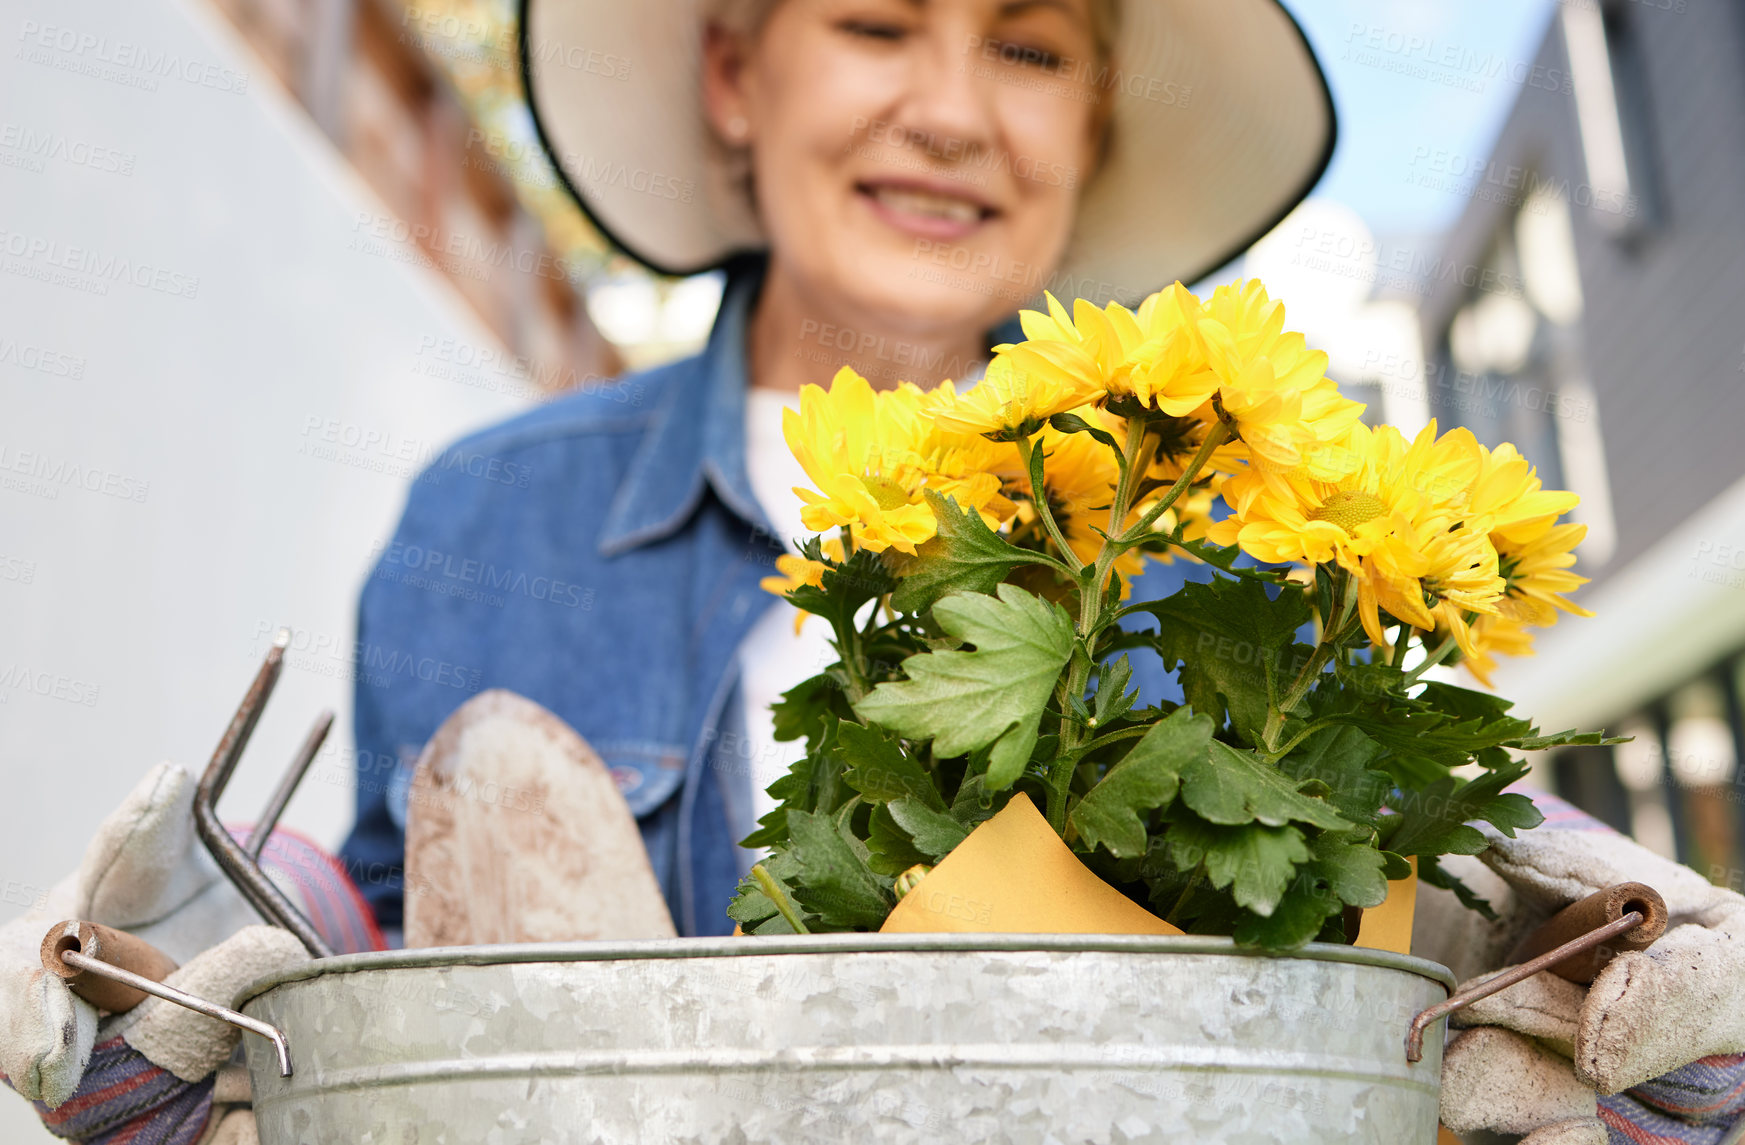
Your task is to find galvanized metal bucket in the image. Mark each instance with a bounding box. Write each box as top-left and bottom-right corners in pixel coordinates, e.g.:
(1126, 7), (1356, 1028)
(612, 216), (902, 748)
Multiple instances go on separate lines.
(238, 932), (1455, 1144)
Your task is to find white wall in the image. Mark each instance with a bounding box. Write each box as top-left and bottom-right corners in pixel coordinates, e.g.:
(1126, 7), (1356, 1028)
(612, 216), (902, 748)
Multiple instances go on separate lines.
(0, 0), (531, 1131)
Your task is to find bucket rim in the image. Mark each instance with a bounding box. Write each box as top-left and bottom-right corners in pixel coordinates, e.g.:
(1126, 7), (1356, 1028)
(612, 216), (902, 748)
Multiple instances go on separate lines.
(240, 933), (1454, 1005)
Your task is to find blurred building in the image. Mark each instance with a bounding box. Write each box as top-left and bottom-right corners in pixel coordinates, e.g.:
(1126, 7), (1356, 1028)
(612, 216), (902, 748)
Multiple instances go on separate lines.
(204, 0), (622, 388)
(1412, 0), (1745, 884)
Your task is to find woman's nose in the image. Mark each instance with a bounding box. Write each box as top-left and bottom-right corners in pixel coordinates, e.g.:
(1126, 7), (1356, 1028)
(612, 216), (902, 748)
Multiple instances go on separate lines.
(890, 29), (1000, 164)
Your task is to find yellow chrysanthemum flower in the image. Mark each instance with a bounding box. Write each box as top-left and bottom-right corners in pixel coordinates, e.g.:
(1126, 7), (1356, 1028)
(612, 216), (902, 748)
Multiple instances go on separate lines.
(784, 367), (1014, 555)
(992, 287), (1219, 419)
(1466, 441), (1581, 541)
(928, 355), (1099, 440)
(1207, 421), (1504, 649)
(1196, 280), (1368, 476)
(1455, 515), (1591, 685)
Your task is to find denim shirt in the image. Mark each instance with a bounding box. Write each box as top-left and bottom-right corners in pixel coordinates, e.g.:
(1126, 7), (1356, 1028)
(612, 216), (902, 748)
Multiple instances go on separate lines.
(339, 261), (1206, 938)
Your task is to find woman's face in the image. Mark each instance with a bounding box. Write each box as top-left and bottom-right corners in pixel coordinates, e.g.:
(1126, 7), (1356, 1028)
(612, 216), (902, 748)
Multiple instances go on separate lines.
(705, 0), (1104, 343)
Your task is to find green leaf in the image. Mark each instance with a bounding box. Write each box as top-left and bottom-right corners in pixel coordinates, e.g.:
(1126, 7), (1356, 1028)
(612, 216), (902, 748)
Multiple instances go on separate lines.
(889, 491), (1039, 614)
(1167, 816), (1309, 916)
(888, 798), (971, 859)
(865, 804), (933, 876)
(785, 809), (894, 929)
(1133, 577), (1315, 743)
(854, 583), (1074, 791)
(1278, 726), (1393, 827)
(784, 543), (897, 640)
(1307, 831), (1390, 910)
(1383, 761), (1544, 857)
(1068, 707), (1213, 857)
(1092, 655), (1138, 727)
(1048, 410), (1123, 455)
(1419, 853), (1498, 921)
(726, 850), (805, 929)
(1232, 875), (1339, 949)
(771, 672), (844, 746)
(838, 723), (946, 810)
(739, 716), (852, 850)
(1180, 740), (1354, 831)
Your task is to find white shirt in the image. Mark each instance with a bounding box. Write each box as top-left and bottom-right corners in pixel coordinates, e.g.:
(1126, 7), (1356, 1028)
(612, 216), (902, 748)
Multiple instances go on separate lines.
(738, 388), (838, 829)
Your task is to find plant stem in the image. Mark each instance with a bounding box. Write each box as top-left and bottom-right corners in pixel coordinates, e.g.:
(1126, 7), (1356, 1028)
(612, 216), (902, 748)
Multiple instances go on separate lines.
(1389, 621), (1413, 669)
(1262, 572), (1359, 752)
(751, 863), (810, 934)
(1118, 421), (1231, 542)
(1404, 633), (1459, 685)
(1017, 435), (1082, 574)
(1165, 861), (1205, 928)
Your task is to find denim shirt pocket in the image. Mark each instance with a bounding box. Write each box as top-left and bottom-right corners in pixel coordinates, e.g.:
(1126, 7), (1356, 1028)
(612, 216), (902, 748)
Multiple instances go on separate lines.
(590, 739), (689, 819)
(382, 737), (687, 832)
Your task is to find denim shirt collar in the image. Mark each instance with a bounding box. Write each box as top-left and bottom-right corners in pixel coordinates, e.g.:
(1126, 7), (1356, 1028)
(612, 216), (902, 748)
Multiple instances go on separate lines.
(598, 260), (771, 557)
(596, 257), (1021, 558)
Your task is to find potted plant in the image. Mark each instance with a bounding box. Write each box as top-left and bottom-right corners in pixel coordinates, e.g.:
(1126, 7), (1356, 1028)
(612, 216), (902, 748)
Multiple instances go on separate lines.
(731, 278), (1603, 949)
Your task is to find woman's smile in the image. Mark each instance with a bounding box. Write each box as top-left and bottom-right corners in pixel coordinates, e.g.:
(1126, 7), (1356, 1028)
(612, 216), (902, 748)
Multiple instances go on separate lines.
(854, 176), (1000, 241)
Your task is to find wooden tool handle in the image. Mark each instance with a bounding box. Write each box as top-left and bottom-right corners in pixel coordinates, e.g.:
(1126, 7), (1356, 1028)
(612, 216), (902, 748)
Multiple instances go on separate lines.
(1508, 882), (1667, 985)
(40, 920), (179, 1014)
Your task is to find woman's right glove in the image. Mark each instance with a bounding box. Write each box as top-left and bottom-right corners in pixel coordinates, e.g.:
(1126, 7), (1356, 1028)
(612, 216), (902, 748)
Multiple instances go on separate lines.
(1417, 797), (1745, 1144)
(0, 764), (314, 1140)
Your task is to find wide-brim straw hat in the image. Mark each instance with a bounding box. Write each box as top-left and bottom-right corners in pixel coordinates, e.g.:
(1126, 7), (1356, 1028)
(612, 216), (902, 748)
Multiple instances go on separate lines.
(519, 0), (1334, 303)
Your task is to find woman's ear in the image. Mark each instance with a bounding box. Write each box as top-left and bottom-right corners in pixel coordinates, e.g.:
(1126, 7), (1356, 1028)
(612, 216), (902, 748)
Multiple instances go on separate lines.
(701, 22), (755, 146)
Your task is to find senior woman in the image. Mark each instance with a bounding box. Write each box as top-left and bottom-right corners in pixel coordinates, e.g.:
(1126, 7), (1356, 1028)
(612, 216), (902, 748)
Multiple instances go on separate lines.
(336, 0), (1336, 941)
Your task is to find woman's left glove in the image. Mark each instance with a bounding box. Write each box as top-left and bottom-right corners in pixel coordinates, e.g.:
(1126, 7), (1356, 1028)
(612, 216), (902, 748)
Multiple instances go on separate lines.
(1425, 812), (1745, 1143)
(0, 764), (310, 1141)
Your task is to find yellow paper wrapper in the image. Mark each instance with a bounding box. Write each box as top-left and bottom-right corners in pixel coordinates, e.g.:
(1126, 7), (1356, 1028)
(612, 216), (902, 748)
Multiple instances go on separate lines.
(879, 793), (1183, 936)
(1353, 856), (1418, 955)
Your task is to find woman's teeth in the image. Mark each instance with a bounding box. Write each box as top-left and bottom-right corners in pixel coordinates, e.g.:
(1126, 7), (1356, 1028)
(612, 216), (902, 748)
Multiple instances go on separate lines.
(868, 185), (983, 224)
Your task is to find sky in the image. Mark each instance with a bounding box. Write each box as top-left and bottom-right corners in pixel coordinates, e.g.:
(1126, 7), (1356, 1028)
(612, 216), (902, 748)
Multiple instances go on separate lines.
(1287, 0), (1561, 237)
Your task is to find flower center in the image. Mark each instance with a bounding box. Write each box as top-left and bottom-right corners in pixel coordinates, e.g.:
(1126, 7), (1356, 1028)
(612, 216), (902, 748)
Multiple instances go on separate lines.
(1309, 490), (1388, 534)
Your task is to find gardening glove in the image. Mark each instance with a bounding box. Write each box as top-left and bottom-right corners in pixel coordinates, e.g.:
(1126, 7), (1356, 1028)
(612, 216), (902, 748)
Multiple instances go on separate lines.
(0, 763), (311, 1140)
(1418, 794), (1745, 1142)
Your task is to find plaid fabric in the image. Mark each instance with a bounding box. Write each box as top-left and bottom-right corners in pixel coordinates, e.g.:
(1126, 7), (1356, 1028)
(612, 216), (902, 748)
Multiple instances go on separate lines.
(243, 825), (386, 956)
(14, 1036), (213, 1143)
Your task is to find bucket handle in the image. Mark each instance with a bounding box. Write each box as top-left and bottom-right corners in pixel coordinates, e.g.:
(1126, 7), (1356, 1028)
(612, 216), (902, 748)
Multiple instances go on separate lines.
(1405, 882), (1666, 1062)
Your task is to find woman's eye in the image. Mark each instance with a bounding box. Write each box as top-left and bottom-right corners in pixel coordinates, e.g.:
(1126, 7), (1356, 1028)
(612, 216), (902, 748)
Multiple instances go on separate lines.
(837, 19), (909, 42)
(996, 42), (1064, 70)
